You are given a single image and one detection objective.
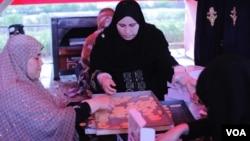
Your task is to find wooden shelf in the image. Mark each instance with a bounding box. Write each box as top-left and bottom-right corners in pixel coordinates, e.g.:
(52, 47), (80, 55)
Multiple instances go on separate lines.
(51, 16), (97, 80)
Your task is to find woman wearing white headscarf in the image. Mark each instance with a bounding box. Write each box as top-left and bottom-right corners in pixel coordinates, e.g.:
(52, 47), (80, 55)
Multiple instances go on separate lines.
(0, 34), (114, 141)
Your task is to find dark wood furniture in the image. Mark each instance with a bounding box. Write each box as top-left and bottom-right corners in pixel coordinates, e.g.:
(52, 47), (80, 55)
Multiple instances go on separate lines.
(51, 16), (97, 80)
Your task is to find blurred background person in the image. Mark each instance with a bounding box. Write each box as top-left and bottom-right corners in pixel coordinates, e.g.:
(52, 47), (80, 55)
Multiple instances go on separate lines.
(75, 7), (114, 79)
(67, 8), (114, 99)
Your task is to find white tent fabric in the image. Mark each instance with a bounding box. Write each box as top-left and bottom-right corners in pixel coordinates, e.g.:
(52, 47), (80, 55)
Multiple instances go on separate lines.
(0, 0), (13, 13)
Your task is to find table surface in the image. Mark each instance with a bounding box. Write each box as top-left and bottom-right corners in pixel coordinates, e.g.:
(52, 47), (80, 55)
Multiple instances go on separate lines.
(85, 66), (206, 135)
(85, 99), (202, 135)
(86, 91), (175, 135)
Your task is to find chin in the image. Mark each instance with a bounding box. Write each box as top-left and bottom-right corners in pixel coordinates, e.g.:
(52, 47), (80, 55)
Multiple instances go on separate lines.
(36, 75), (41, 80)
(28, 75), (40, 81)
(123, 37), (134, 41)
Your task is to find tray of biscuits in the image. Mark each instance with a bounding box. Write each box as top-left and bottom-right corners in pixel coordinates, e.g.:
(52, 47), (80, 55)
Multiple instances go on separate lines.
(93, 90), (174, 135)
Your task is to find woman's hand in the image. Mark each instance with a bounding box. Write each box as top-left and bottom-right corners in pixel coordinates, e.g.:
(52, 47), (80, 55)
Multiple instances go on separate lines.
(97, 73), (117, 95)
(172, 65), (197, 100)
(155, 123), (189, 141)
(84, 95), (115, 113)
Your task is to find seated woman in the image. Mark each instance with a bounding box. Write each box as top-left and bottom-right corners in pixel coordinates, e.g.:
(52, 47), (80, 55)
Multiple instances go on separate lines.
(0, 34), (114, 141)
(89, 0), (186, 101)
(156, 54), (250, 141)
(71, 0), (196, 102)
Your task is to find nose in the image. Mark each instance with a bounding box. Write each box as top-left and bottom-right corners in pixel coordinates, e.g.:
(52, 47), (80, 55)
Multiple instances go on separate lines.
(40, 59), (44, 66)
(124, 27), (130, 34)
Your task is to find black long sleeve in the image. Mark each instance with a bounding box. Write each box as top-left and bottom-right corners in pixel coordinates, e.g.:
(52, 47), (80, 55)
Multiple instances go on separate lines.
(181, 118), (212, 140)
(73, 102), (91, 125)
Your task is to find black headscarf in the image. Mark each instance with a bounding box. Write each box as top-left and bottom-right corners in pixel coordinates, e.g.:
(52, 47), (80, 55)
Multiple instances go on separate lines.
(90, 0), (177, 72)
(196, 54), (250, 140)
(109, 0), (145, 27)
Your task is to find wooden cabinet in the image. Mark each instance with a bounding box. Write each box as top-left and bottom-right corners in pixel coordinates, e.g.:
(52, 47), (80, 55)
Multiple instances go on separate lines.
(51, 16), (97, 80)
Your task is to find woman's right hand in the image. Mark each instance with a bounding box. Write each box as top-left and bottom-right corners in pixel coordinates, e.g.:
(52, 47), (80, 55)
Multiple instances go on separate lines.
(84, 95), (115, 113)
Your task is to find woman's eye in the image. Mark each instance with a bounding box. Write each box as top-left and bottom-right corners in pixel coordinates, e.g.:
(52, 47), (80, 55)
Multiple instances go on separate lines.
(118, 24), (126, 27)
(35, 56), (41, 60)
(129, 23), (137, 27)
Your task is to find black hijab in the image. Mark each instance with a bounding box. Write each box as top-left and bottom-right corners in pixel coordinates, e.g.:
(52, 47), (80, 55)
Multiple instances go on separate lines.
(196, 54), (250, 140)
(110, 0), (145, 26)
(90, 0), (173, 72)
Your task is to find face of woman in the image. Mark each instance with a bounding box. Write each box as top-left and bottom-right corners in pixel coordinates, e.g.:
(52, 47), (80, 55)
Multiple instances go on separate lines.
(116, 16), (139, 41)
(27, 51), (43, 80)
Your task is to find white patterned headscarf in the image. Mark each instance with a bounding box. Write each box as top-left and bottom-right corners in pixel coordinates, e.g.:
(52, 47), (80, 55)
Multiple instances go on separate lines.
(0, 35), (78, 141)
(0, 34), (43, 84)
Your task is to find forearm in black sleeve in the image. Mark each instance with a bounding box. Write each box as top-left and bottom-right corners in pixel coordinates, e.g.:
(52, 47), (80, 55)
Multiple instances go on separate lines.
(74, 102), (91, 125)
(181, 118), (212, 140)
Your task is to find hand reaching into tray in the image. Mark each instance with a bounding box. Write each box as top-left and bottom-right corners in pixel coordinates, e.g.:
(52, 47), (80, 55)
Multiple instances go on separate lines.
(83, 95), (115, 114)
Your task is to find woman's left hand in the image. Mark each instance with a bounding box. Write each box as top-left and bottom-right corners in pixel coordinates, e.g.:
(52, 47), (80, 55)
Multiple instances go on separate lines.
(100, 77), (117, 95)
(97, 73), (117, 95)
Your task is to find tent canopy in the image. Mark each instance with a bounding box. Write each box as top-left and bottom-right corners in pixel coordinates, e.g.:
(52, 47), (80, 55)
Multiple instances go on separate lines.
(0, 0), (119, 13)
(10, 0), (118, 5)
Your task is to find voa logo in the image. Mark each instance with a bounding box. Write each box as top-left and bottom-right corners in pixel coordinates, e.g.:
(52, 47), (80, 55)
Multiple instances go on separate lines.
(226, 129), (247, 136)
